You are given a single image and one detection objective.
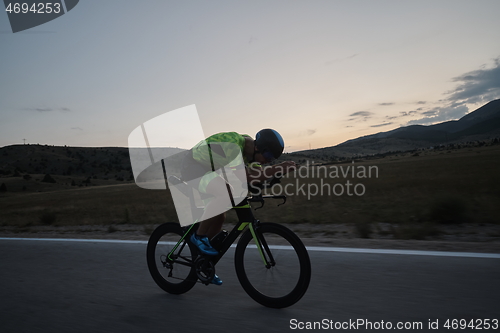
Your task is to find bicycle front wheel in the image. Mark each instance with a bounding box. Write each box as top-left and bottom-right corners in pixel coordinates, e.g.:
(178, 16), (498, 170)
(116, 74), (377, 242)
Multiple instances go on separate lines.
(146, 222), (198, 294)
(234, 222), (311, 308)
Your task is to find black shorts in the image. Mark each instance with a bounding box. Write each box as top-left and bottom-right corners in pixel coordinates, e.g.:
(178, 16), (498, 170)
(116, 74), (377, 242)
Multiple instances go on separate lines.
(180, 151), (211, 186)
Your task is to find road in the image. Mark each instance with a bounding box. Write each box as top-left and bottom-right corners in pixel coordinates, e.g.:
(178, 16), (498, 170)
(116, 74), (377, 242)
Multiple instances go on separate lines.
(0, 239), (499, 333)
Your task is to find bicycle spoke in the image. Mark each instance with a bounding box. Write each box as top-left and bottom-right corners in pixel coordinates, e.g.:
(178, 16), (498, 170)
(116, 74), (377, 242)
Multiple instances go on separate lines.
(146, 223), (198, 294)
(235, 223), (311, 307)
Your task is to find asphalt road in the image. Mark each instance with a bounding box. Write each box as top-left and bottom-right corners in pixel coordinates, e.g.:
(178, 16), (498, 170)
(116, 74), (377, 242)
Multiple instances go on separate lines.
(0, 239), (499, 333)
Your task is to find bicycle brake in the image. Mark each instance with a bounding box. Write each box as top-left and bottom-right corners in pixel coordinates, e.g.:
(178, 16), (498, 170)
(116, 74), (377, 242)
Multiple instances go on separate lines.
(254, 199), (265, 210)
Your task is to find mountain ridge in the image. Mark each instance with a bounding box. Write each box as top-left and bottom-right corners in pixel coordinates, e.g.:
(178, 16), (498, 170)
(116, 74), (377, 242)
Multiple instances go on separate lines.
(294, 99), (500, 159)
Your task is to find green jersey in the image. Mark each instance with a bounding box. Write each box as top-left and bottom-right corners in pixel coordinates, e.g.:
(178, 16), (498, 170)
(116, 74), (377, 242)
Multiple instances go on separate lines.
(192, 132), (251, 168)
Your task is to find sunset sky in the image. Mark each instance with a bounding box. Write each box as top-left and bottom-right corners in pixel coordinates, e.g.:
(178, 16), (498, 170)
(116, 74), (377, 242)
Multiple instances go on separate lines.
(1, 0), (500, 152)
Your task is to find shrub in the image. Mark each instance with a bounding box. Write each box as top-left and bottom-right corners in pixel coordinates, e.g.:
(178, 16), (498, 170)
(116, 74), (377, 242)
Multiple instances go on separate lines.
(42, 174), (56, 183)
(390, 222), (442, 240)
(143, 225), (154, 235)
(107, 225), (118, 233)
(123, 208), (131, 224)
(39, 210), (57, 225)
(354, 220), (372, 238)
(429, 197), (469, 224)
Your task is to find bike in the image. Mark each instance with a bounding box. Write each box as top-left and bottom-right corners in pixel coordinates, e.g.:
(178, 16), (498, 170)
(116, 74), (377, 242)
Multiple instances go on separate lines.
(146, 175), (311, 308)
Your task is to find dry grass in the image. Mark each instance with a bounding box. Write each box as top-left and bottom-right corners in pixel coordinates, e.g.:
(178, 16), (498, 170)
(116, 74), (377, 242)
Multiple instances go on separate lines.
(1, 145), (499, 241)
(0, 182), (177, 227)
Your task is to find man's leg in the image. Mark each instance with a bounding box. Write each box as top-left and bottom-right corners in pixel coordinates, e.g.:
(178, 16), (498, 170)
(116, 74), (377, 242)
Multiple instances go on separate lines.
(189, 177), (231, 285)
(196, 176), (230, 238)
(197, 212), (225, 239)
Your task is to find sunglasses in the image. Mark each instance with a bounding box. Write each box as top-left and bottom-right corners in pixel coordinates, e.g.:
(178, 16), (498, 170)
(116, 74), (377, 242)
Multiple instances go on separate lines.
(262, 151), (276, 162)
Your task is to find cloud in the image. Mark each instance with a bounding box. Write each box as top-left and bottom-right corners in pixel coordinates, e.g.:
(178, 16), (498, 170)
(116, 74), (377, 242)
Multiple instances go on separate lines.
(371, 122), (394, 128)
(399, 111), (418, 117)
(325, 54), (358, 65)
(404, 57), (500, 126)
(25, 107), (53, 112)
(415, 101), (427, 105)
(349, 111), (373, 117)
(384, 110), (418, 121)
(421, 110), (437, 116)
(348, 111), (374, 123)
(406, 105), (468, 126)
(447, 57), (500, 105)
(306, 129), (316, 136)
(71, 127), (83, 131)
(379, 102), (394, 106)
(24, 106), (71, 112)
(298, 129), (316, 136)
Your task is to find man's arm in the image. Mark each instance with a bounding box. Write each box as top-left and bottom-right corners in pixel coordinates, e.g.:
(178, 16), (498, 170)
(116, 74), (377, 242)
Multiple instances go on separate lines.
(247, 161), (296, 184)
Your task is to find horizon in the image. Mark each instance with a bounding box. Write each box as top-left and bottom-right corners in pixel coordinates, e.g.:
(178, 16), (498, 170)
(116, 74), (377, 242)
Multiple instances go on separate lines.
(2, 98), (498, 152)
(1, 1), (500, 152)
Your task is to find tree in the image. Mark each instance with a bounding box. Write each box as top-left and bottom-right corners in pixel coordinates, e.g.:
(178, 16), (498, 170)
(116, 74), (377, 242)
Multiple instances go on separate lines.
(42, 174), (56, 183)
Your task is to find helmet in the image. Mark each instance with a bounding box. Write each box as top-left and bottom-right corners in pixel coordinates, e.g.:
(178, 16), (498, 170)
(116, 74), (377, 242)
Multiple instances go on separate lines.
(255, 129), (284, 161)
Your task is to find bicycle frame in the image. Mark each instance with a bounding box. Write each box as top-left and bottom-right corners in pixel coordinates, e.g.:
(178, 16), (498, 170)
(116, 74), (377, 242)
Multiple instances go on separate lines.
(166, 194), (284, 268)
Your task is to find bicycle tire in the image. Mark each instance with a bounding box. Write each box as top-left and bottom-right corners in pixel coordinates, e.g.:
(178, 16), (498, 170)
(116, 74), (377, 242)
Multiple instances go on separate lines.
(234, 222), (311, 308)
(146, 222), (198, 294)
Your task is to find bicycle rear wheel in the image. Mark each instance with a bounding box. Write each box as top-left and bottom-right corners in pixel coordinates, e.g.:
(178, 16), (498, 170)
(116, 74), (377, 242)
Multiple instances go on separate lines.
(234, 222), (311, 308)
(146, 222), (198, 294)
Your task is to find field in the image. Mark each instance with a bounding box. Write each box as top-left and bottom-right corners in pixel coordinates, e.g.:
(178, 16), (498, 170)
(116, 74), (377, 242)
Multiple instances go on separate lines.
(1, 144), (499, 251)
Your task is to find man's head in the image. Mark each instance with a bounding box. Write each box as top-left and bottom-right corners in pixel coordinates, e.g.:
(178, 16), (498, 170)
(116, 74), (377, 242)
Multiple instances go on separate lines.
(253, 129), (284, 164)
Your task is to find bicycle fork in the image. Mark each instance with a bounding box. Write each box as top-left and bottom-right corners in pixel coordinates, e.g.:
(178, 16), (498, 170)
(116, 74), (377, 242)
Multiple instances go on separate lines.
(248, 223), (276, 269)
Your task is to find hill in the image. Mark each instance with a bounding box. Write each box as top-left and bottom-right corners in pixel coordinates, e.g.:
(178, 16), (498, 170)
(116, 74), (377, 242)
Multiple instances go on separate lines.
(0, 145), (133, 181)
(292, 99), (500, 159)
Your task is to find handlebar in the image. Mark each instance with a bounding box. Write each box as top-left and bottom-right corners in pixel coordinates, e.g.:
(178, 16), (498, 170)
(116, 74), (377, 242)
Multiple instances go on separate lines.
(247, 174), (286, 210)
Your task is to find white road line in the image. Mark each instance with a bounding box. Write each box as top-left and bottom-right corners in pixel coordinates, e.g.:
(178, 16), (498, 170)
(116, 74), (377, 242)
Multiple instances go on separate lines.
(1, 237), (499, 258)
(305, 246), (500, 258)
(0, 237), (148, 244)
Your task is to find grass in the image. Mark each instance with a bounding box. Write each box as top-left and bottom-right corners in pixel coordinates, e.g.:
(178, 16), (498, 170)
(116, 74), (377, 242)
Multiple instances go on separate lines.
(0, 183), (177, 227)
(0, 145), (499, 241)
(123, 208), (132, 224)
(38, 210), (57, 225)
(429, 196), (469, 224)
(354, 220), (372, 239)
(107, 225), (118, 233)
(389, 222), (442, 240)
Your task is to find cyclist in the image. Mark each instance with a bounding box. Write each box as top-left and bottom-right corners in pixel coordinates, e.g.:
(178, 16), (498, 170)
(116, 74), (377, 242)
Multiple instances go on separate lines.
(181, 129), (296, 285)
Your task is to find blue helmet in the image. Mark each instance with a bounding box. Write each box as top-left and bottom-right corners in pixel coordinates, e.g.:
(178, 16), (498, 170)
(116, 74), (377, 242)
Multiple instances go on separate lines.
(255, 129), (284, 161)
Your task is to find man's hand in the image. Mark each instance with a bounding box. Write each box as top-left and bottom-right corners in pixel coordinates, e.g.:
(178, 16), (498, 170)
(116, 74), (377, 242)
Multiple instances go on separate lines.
(276, 161), (296, 174)
(247, 160), (297, 183)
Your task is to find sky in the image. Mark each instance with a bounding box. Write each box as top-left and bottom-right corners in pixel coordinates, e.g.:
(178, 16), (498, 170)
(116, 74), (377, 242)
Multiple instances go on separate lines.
(1, 0), (500, 152)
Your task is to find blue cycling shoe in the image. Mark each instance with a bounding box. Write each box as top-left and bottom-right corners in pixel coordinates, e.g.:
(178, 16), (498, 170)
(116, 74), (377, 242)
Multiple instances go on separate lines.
(211, 274), (223, 286)
(190, 233), (219, 256)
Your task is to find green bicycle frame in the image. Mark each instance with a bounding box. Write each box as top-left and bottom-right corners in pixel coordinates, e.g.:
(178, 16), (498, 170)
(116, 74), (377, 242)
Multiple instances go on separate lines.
(166, 197), (276, 267)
